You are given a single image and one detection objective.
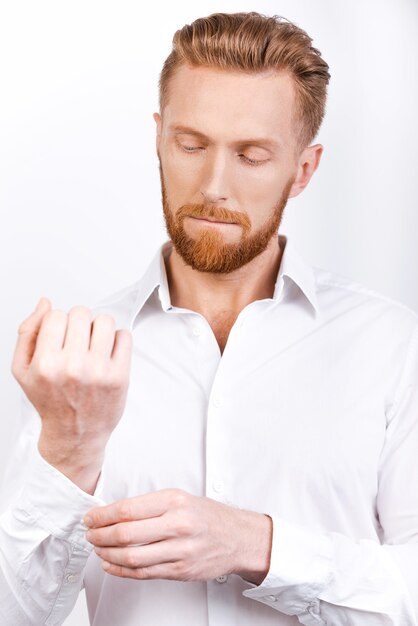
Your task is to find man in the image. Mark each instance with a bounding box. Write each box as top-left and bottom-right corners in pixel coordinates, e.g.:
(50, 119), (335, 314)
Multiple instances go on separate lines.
(1, 10), (417, 626)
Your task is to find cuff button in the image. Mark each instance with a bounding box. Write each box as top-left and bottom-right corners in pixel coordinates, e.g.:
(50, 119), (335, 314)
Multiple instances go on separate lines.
(65, 574), (79, 583)
(215, 575), (228, 583)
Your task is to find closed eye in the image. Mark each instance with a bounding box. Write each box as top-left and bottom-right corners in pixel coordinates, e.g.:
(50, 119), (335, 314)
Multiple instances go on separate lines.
(240, 155), (267, 167)
(178, 144), (268, 166)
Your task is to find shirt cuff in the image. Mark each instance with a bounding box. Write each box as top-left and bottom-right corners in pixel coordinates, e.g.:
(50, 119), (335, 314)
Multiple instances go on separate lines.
(15, 446), (106, 551)
(242, 515), (334, 616)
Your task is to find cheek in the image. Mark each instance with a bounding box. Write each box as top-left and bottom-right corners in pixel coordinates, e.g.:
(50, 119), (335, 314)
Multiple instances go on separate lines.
(163, 154), (201, 202)
(237, 176), (287, 224)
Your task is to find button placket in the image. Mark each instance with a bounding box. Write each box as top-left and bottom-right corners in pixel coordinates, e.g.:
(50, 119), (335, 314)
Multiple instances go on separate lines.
(212, 395), (222, 408)
(205, 359), (230, 510)
(187, 313), (208, 340)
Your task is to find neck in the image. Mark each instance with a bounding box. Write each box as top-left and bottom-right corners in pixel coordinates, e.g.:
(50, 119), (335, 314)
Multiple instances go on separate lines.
(164, 235), (284, 320)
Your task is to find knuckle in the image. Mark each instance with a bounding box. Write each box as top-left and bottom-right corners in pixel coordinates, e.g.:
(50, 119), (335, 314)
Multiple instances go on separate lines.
(106, 371), (127, 391)
(86, 365), (107, 386)
(173, 560), (184, 577)
(118, 501), (133, 521)
(180, 539), (194, 559)
(92, 368), (126, 393)
(173, 560), (192, 580)
(134, 567), (148, 580)
(44, 309), (67, 326)
(34, 356), (56, 382)
(116, 524), (131, 545)
(176, 515), (193, 537)
(64, 362), (84, 384)
(94, 313), (116, 329)
(117, 329), (132, 344)
(68, 305), (91, 319)
(169, 488), (188, 509)
(125, 548), (138, 568)
(85, 364), (125, 391)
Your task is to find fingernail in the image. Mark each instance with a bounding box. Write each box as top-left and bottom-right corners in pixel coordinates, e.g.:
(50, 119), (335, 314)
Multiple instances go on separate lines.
(102, 561), (110, 570)
(83, 516), (93, 528)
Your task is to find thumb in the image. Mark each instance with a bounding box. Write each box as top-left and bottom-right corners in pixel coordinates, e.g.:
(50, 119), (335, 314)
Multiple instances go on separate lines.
(12, 297), (52, 375)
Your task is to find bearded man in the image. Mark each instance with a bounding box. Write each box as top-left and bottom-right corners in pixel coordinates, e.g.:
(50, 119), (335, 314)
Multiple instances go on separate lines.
(1, 11), (418, 626)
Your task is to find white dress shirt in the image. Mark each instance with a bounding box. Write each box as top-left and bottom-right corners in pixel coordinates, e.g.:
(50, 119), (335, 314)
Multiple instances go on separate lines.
(1, 234), (418, 626)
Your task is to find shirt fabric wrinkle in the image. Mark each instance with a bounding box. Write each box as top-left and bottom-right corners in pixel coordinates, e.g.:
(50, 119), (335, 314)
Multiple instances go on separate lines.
(1, 234), (418, 626)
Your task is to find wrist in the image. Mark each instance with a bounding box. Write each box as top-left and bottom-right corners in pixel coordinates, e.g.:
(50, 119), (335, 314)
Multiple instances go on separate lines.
(234, 511), (273, 586)
(38, 430), (107, 495)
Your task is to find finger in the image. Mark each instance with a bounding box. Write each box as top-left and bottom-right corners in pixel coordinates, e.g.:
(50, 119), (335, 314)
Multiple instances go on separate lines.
(63, 306), (92, 355)
(12, 297), (51, 373)
(111, 329), (133, 367)
(84, 490), (175, 528)
(89, 314), (116, 359)
(33, 309), (68, 357)
(86, 517), (170, 547)
(94, 539), (179, 569)
(100, 560), (178, 581)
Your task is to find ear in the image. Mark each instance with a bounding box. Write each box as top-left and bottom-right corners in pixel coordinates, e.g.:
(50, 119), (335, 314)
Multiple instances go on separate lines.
(288, 144), (323, 199)
(153, 112), (162, 154)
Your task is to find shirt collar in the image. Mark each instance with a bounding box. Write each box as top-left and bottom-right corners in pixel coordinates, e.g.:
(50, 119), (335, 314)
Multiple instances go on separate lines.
(273, 234), (319, 316)
(128, 241), (172, 329)
(129, 235), (319, 329)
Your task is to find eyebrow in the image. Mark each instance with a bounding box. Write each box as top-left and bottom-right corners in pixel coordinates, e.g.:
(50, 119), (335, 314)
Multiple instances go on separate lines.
(169, 124), (281, 152)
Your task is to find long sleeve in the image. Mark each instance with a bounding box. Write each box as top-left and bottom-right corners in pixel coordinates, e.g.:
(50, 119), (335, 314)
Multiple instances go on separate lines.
(0, 396), (105, 626)
(242, 325), (418, 625)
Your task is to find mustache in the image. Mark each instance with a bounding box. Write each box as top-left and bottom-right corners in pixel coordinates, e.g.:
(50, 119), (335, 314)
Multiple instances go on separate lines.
(176, 204), (251, 234)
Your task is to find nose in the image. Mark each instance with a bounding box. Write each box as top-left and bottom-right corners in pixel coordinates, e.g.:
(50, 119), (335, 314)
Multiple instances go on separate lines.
(199, 150), (230, 203)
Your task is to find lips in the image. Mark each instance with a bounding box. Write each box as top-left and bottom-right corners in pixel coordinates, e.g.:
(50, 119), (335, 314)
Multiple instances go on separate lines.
(192, 216), (237, 225)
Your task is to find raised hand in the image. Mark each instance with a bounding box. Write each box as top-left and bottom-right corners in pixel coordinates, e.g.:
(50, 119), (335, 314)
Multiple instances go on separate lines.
(11, 298), (133, 493)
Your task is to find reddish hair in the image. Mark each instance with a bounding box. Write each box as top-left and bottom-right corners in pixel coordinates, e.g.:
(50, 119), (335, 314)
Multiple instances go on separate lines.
(158, 12), (330, 148)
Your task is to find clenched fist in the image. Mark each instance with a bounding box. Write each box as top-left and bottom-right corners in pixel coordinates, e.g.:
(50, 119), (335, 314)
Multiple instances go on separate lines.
(11, 297), (133, 493)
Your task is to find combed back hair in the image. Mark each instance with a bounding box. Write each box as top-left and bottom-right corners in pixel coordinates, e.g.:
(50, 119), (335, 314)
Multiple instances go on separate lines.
(158, 12), (331, 149)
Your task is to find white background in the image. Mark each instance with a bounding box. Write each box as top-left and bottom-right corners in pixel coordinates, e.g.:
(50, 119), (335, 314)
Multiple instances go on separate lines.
(0, 1), (417, 623)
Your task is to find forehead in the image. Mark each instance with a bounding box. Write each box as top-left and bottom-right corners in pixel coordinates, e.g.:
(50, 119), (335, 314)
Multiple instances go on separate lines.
(163, 64), (297, 147)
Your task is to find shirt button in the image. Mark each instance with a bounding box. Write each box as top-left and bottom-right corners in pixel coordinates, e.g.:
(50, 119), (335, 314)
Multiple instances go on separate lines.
(192, 325), (202, 337)
(212, 479), (224, 493)
(264, 594), (277, 602)
(215, 575), (228, 583)
(65, 574), (79, 583)
(212, 395), (222, 408)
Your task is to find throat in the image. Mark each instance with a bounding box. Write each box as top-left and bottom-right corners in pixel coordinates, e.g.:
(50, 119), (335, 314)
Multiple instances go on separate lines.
(208, 313), (238, 355)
